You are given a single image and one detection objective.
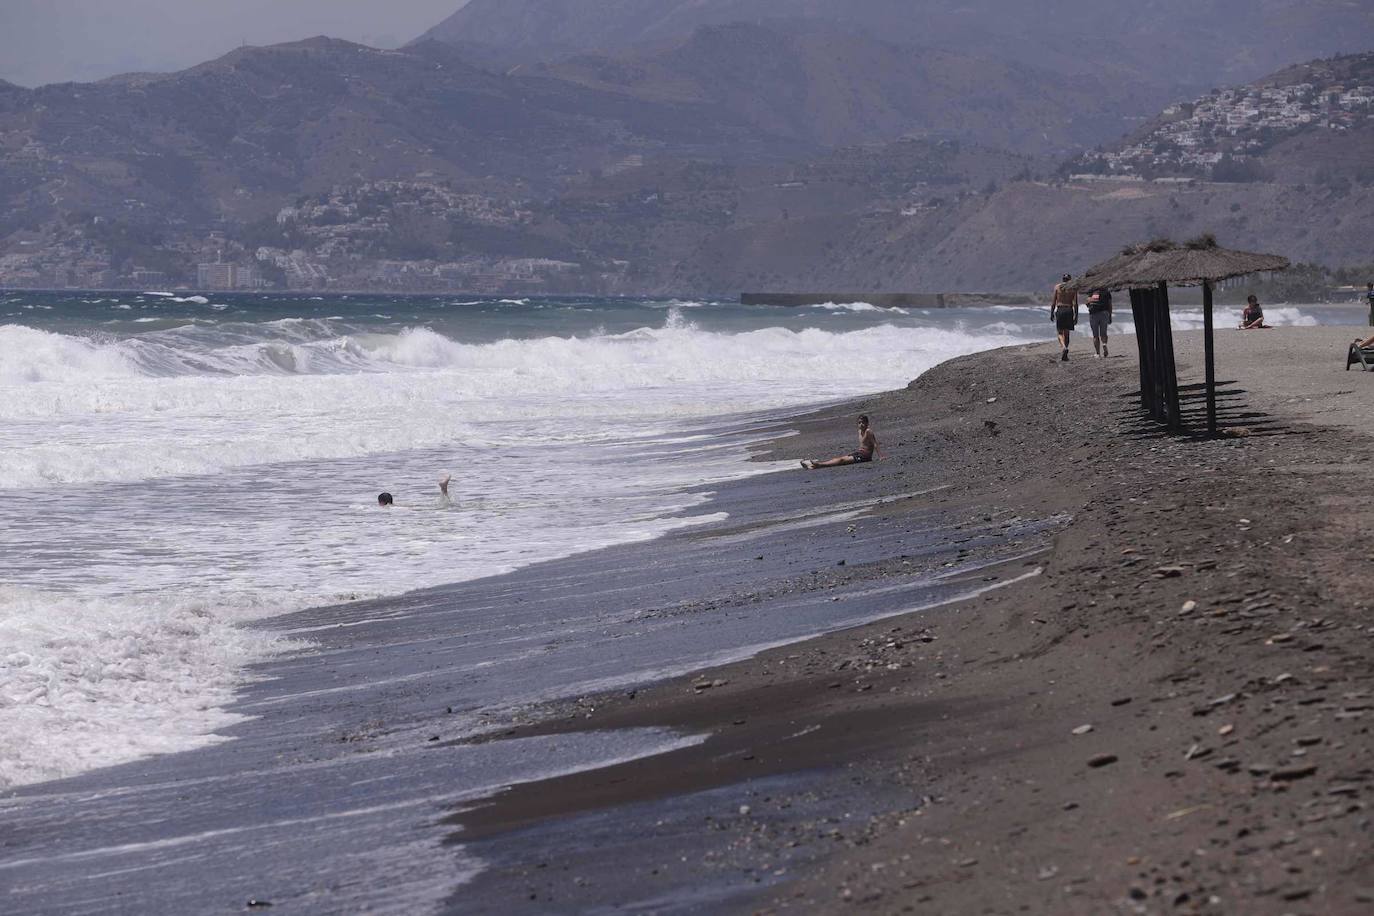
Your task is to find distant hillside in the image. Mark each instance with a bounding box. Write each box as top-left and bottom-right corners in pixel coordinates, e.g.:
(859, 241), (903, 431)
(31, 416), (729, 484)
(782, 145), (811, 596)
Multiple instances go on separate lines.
(2, 37), (1372, 296)
(541, 21), (1171, 156)
(651, 177), (1374, 297)
(1071, 52), (1374, 185)
(0, 36), (783, 234)
(421, 0), (1374, 89)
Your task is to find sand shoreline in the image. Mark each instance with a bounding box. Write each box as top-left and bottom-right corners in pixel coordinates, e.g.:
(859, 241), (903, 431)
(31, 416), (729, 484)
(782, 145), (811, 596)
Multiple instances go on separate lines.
(449, 326), (1374, 913)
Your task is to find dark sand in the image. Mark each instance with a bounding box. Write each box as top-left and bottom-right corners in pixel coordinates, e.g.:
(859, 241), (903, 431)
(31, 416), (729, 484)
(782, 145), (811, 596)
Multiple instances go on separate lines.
(451, 327), (1374, 913)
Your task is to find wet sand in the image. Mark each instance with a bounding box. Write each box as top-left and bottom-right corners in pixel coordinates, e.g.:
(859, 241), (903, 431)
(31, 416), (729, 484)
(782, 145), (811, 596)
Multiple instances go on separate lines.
(450, 326), (1374, 913)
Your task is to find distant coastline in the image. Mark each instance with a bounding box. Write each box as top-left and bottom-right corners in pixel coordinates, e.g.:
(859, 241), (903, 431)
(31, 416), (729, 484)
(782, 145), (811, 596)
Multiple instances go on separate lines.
(0, 286), (1038, 305)
(740, 291), (1037, 308)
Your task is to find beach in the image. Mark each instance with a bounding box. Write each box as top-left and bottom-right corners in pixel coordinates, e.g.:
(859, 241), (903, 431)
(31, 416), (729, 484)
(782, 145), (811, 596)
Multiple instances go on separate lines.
(449, 326), (1374, 913)
(5, 319), (1374, 913)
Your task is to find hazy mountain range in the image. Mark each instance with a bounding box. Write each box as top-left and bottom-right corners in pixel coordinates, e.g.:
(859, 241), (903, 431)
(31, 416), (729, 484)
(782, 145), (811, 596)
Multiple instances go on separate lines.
(423, 0), (1373, 88)
(0, 1), (1371, 294)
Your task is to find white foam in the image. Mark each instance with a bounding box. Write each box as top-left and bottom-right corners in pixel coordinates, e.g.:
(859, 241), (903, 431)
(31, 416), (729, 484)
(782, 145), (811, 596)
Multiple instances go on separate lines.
(0, 307), (1042, 789)
(0, 319), (1031, 489)
(0, 584), (288, 788)
(1168, 305), (1317, 329)
(810, 300), (906, 314)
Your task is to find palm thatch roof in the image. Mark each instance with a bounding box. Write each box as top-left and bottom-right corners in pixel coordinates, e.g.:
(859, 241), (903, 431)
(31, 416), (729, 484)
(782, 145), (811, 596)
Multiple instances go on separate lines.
(1071, 234), (1290, 291)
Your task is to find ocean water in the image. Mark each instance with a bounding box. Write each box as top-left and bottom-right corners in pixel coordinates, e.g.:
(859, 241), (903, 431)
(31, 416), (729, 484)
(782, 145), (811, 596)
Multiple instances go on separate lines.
(0, 291), (1339, 789)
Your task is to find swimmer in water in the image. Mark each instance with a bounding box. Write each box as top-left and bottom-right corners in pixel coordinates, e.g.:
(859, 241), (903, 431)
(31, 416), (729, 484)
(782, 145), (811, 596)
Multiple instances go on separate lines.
(377, 475), (452, 508)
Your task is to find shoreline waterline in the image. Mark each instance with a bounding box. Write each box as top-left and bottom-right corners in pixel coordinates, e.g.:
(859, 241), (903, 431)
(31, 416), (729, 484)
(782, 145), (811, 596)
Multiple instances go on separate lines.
(3, 290), (1062, 789)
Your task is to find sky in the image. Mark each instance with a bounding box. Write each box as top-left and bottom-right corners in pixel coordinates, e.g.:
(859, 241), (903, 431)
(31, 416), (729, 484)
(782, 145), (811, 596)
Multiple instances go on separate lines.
(0, 0), (469, 87)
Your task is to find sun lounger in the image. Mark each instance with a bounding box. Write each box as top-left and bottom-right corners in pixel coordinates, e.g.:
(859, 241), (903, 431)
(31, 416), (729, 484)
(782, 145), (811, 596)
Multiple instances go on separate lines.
(1346, 344), (1374, 371)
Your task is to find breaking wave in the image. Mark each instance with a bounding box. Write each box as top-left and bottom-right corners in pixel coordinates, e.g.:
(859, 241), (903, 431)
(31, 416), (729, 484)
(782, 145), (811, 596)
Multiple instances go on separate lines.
(0, 317), (1032, 488)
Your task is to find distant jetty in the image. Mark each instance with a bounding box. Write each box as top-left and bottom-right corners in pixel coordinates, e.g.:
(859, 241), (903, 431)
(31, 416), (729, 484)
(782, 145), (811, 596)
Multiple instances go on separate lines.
(739, 292), (1035, 308)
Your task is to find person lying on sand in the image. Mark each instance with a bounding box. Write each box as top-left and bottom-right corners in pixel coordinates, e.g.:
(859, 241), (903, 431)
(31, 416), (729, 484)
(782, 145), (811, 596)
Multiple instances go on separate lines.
(802, 415), (879, 469)
(1239, 295), (1268, 330)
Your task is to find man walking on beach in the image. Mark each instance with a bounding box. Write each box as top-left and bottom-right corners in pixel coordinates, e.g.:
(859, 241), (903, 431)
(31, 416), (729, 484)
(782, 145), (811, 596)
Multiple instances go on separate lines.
(1365, 281), (1373, 326)
(1086, 287), (1113, 358)
(801, 415), (880, 469)
(1050, 274), (1078, 362)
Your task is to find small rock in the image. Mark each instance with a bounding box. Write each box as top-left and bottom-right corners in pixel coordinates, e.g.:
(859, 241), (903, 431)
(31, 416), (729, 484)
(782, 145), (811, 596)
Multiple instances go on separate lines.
(1219, 724), (1235, 736)
(1180, 600), (1198, 614)
(1088, 754), (1118, 768)
(1110, 697), (1132, 707)
(1154, 566), (1185, 578)
(1072, 724), (1094, 735)
(956, 858), (978, 867)
(1271, 764), (1317, 781)
(739, 805), (751, 816)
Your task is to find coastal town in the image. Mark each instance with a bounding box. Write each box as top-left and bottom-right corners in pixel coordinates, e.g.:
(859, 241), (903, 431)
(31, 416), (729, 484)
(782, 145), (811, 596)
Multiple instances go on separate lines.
(1074, 67), (1374, 180)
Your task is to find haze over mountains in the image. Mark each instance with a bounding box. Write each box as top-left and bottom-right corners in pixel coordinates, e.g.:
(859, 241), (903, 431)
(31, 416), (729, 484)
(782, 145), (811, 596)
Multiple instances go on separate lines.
(0, 1), (1371, 294)
(423, 0), (1373, 88)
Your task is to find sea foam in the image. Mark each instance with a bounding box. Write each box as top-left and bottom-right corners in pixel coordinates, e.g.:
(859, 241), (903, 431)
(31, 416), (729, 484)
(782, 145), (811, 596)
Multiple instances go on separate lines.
(0, 304), (1041, 789)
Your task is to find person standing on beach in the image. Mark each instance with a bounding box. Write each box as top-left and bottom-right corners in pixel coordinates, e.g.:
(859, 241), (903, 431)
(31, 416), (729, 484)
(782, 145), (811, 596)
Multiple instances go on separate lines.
(1365, 282), (1373, 326)
(1050, 274), (1078, 361)
(801, 415), (879, 469)
(1085, 287), (1113, 358)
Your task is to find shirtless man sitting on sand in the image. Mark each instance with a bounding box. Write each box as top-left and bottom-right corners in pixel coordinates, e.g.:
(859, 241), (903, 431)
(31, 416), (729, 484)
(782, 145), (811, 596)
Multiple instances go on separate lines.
(802, 415), (880, 469)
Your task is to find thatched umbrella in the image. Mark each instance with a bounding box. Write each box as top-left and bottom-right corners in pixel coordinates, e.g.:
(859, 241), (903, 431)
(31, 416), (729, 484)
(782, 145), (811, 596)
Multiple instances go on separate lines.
(1074, 235), (1290, 435)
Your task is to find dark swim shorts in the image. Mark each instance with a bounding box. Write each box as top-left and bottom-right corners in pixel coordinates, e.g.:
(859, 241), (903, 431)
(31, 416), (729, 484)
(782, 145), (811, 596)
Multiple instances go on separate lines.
(850, 451), (873, 463)
(1054, 308), (1076, 332)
